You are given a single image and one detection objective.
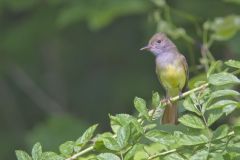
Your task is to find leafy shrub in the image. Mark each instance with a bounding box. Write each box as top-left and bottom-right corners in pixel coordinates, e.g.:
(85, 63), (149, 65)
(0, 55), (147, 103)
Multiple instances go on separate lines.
(15, 59), (240, 160)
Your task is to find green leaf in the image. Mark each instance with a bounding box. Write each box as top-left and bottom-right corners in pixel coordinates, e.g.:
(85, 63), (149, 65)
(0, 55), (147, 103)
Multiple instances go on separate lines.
(93, 132), (114, 151)
(190, 150), (208, 160)
(59, 141), (74, 156)
(39, 152), (64, 160)
(209, 153), (224, 160)
(212, 125), (229, 140)
(129, 120), (144, 134)
(73, 145), (81, 153)
(207, 109), (223, 126)
(76, 124), (98, 147)
(152, 91), (161, 108)
(124, 144), (143, 160)
(109, 114), (143, 145)
(109, 115), (121, 134)
(189, 93), (199, 104)
(208, 72), (240, 86)
(207, 100), (237, 110)
(178, 114), (205, 129)
(225, 60), (240, 69)
(227, 142), (240, 153)
(223, 103), (237, 115)
(210, 89), (240, 100)
(97, 153), (120, 160)
(15, 150), (32, 160)
(134, 97), (150, 120)
(207, 61), (222, 78)
(174, 131), (208, 146)
(164, 153), (184, 160)
(128, 122), (142, 144)
(145, 129), (174, 145)
(102, 137), (121, 151)
(110, 114), (143, 134)
(183, 97), (201, 116)
(32, 142), (42, 160)
(116, 125), (130, 149)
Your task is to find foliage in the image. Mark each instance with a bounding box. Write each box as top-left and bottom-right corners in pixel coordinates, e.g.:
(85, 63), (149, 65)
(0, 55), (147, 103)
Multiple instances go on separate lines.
(15, 59), (240, 160)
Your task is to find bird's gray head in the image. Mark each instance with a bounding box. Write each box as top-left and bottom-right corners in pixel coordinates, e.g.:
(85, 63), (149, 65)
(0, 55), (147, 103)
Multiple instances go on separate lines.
(140, 32), (176, 56)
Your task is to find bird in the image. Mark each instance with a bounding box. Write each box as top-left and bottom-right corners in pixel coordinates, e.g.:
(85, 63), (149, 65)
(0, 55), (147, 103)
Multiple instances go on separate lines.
(140, 32), (188, 124)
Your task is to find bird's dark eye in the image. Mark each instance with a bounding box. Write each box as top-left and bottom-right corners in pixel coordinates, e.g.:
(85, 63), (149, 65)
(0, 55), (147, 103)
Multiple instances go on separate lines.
(157, 40), (162, 43)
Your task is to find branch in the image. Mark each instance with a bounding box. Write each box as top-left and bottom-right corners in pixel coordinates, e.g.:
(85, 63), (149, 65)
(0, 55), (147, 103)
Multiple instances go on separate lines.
(65, 83), (209, 160)
(147, 149), (177, 160)
(170, 83), (209, 102)
(66, 146), (94, 160)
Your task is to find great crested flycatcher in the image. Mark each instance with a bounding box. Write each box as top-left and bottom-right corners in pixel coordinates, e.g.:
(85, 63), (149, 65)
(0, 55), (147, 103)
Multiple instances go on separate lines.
(140, 32), (188, 124)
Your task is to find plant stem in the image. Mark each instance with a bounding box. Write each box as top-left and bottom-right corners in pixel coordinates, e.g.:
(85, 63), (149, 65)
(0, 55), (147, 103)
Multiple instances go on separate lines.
(66, 146), (94, 160)
(147, 149), (177, 160)
(170, 83), (209, 102)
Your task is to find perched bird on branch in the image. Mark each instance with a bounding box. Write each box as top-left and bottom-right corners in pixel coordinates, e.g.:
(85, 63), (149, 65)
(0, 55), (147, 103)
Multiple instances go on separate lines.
(140, 33), (188, 124)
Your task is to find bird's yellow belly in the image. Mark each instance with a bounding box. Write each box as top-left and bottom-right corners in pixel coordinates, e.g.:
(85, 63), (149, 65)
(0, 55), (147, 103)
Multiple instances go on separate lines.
(159, 65), (186, 94)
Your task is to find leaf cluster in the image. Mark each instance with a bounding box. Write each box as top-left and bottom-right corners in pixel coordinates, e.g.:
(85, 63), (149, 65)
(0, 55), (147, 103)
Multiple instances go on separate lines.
(16, 60), (240, 160)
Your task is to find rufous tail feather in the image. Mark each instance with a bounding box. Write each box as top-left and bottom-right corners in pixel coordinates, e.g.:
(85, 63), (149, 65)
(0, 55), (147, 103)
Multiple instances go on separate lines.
(162, 102), (177, 124)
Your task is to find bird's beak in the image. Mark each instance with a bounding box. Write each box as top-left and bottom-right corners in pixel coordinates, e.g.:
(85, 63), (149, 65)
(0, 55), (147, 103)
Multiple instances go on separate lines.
(140, 45), (151, 51)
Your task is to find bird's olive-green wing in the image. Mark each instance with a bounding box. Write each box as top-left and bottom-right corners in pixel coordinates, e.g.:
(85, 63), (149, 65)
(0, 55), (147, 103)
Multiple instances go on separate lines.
(180, 54), (189, 92)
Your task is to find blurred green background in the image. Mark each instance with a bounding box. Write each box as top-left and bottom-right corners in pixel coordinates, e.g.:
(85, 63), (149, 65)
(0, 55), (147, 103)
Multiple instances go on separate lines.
(0, 0), (240, 159)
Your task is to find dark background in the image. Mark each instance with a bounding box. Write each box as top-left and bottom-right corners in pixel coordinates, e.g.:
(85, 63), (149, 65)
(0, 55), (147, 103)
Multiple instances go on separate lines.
(0, 0), (240, 159)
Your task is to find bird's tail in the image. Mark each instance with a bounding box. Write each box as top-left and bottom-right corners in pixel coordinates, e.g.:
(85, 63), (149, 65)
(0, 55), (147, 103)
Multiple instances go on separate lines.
(162, 102), (177, 124)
